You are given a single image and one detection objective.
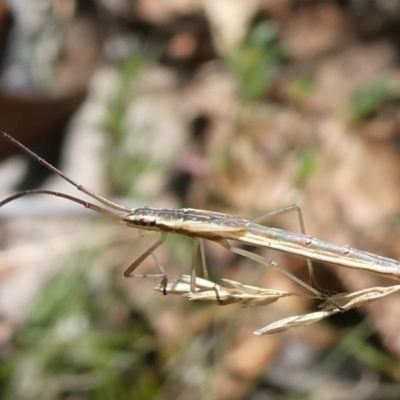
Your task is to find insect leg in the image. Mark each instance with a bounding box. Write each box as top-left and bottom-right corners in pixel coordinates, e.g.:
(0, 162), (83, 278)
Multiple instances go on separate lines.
(124, 233), (168, 291)
(200, 239), (208, 279)
(219, 238), (324, 298)
(190, 238), (199, 292)
(252, 204), (316, 288)
(221, 241), (343, 309)
(186, 238), (209, 292)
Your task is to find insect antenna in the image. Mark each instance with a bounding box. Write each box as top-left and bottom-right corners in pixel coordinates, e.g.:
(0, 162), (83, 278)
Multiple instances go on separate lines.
(0, 189), (126, 222)
(0, 130), (131, 213)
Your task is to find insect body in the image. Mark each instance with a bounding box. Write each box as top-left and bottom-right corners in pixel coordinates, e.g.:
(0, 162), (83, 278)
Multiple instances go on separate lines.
(1, 130), (400, 302)
(122, 207), (400, 280)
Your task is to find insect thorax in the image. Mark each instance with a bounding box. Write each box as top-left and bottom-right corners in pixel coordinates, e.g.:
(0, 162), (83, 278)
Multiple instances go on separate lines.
(123, 207), (183, 231)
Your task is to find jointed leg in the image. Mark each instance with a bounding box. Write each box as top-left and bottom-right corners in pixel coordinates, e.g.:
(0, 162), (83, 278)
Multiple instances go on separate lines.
(190, 238), (199, 292)
(124, 232), (209, 294)
(189, 238), (209, 292)
(220, 240), (342, 308)
(124, 232), (168, 291)
(222, 241), (324, 298)
(252, 204), (316, 288)
(200, 239), (208, 279)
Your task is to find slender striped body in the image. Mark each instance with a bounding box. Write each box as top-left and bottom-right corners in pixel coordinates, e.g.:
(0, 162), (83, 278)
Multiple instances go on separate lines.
(123, 207), (400, 281)
(2, 130), (400, 286)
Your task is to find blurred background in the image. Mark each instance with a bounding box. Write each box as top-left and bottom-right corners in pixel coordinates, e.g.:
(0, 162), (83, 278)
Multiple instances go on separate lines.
(1, 0), (400, 399)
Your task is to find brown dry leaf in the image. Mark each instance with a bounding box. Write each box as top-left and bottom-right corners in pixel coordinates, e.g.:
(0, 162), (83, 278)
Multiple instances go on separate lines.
(281, 2), (349, 59)
(214, 334), (281, 400)
(137, 0), (201, 23)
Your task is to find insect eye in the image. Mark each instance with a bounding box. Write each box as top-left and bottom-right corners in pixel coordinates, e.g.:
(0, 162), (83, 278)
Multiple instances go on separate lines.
(125, 212), (155, 227)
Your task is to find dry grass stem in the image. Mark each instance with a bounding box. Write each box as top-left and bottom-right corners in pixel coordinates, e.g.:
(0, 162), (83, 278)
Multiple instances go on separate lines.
(255, 284), (400, 335)
(155, 275), (309, 306)
(156, 276), (400, 335)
